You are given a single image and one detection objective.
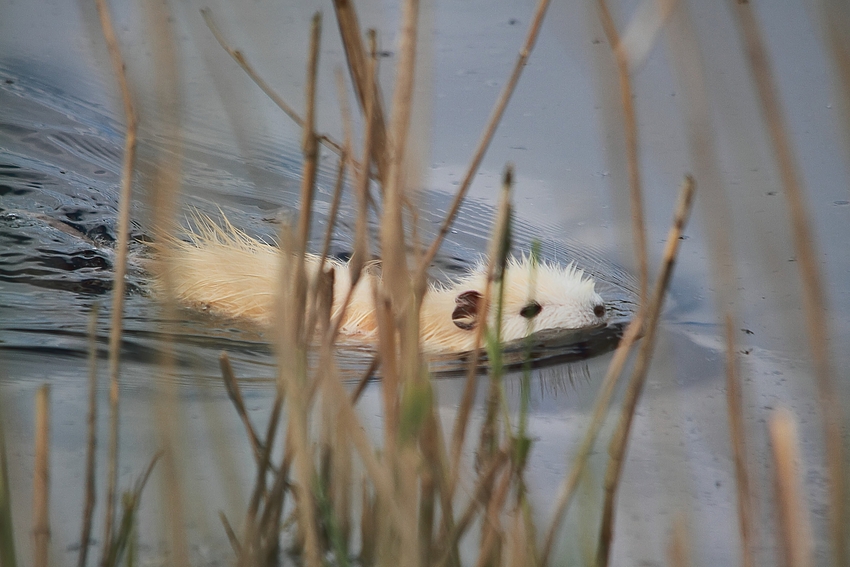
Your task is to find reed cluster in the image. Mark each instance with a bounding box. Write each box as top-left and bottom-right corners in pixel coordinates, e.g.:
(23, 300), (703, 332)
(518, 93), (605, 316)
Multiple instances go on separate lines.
(0, 0), (846, 566)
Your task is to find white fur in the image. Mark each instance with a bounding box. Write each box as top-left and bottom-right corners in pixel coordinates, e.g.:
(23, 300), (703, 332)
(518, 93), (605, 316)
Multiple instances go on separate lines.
(155, 215), (607, 353)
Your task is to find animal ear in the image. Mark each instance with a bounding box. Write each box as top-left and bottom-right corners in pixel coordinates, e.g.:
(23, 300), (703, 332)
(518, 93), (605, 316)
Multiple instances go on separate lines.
(452, 290), (482, 331)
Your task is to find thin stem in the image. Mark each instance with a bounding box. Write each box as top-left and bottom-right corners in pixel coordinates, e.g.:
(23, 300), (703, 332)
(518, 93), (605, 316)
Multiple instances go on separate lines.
(448, 166), (514, 498)
(33, 386), (50, 567)
(730, 3), (845, 564)
(413, 0), (552, 283)
(200, 8), (348, 160)
(93, 0), (138, 559)
(596, 177), (696, 567)
(331, 0), (389, 184)
(725, 315), (755, 567)
(769, 409), (814, 567)
(77, 305), (100, 567)
(597, 0), (649, 308)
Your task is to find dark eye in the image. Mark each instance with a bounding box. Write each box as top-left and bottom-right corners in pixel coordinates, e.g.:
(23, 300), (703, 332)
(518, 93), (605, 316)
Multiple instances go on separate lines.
(593, 303), (606, 318)
(520, 301), (542, 319)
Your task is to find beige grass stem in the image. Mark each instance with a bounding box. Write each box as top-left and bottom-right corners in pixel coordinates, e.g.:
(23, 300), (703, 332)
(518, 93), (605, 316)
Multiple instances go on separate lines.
(667, 515), (691, 567)
(597, 0), (648, 308)
(381, 0), (418, 302)
(350, 355), (381, 404)
(436, 448), (510, 567)
(284, 14), (324, 567)
(200, 8), (348, 161)
(219, 353), (265, 466)
(820, 0), (850, 156)
(725, 314), (755, 567)
(218, 511), (241, 555)
(664, 7), (754, 564)
(448, 167), (513, 498)
(93, 0), (138, 557)
(596, 176), (695, 567)
(540, 306), (645, 565)
(731, 4), (845, 564)
(413, 0), (552, 283)
(769, 409), (813, 567)
(33, 385), (50, 567)
(77, 305), (99, 567)
(331, 0), (389, 184)
(495, 169), (666, 564)
(0, 396), (16, 567)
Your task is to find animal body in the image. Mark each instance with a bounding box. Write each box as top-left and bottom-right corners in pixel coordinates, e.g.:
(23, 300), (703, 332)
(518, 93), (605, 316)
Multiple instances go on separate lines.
(156, 215), (607, 353)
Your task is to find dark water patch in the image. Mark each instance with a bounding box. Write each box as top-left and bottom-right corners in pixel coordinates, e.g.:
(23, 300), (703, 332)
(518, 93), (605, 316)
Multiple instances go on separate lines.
(0, 184), (32, 196)
(0, 228), (34, 245)
(48, 131), (122, 175)
(0, 122), (37, 137)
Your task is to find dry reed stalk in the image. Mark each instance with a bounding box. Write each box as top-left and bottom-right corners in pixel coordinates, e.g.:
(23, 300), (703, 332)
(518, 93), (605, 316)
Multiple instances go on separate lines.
(335, 66), (355, 164)
(141, 2), (192, 562)
(413, 0), (552, 285)
(77, 305), (99, 567)
(423, 406), (462, 566)
(350, 355), (381, 404)
(344, 31), (378, 301)
(331, 0), (389, 184)
(381, 0), (420, 366)
(373, 281), (402, 455)
(418, 463), (436, 566)
(666, 515), (691, 567)
(255, 430), (298, 565)
(331, 390), (354, 555)
(33, 385), (50, 567)
(318, 143), (348, 267)
(539, 299), (644, 566)
(436, 449), (510, 567)
(381, 0), (419, 291)
(219, 353), (265, 465)
(0, 404), (16, 567)
(219, 510), (241, 555)
(277, 14), (324, 567)
(93, 0), (137, 555)
(474, 195), (514, 477)
(377, 14), (426, 547)
(769, 409), (813, 567)
(317, 359), (407, 528)
(820, 0), (850, 156)
(596, 176), (696, 567)
(243, 387), (284, 542)
(506, 504), (534, 567)
(448, 167), (513, 498)
(300, 31), (411, 552)
(103, 452), (161, 567)
(292, 12), (322, 321)
(474, 463), (514, 567)
(662, 6), (757, 564)
(730, 4), (845, 564)
(724, 314), (755, 567)
(200, 8), (348, 160)
(360, 480), (377, 566)
(597, 0), (648, 308)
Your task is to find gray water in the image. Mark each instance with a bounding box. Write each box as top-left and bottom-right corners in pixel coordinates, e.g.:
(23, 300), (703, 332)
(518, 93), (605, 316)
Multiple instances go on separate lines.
(2, 0), (849, 565)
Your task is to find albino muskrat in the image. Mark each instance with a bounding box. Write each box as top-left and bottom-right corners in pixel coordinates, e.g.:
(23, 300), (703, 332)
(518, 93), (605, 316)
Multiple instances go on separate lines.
(156, 215), (607, 353)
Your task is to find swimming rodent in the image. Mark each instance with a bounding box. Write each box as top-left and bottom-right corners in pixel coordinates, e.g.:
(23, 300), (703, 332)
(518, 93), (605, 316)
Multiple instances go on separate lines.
(155, 215), (608, 353)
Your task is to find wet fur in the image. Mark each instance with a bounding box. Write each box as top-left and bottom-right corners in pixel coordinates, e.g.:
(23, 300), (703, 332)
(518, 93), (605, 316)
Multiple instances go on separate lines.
(155, 215), (607, 353)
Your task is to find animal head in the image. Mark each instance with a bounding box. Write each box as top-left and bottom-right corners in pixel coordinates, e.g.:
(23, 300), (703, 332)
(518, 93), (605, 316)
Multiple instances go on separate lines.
(450, 258), (606, 343)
